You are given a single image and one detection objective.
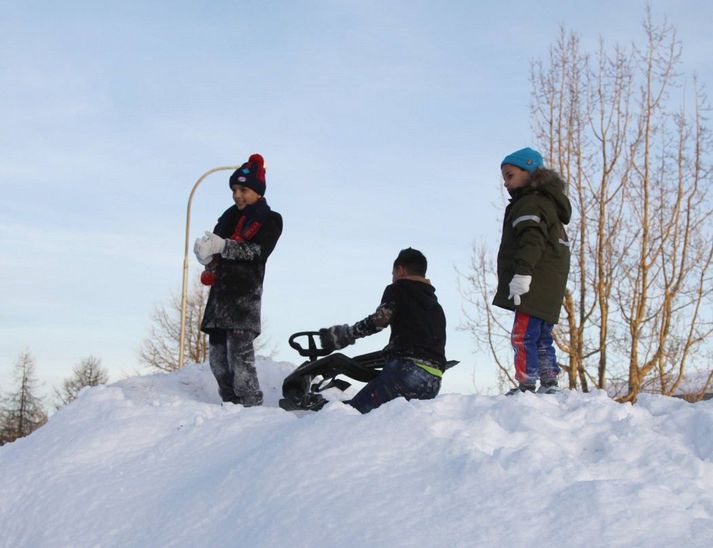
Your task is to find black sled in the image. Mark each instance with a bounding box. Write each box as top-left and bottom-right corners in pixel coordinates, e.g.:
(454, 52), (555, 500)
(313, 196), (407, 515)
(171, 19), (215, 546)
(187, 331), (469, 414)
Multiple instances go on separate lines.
(279, 331), (459, 412)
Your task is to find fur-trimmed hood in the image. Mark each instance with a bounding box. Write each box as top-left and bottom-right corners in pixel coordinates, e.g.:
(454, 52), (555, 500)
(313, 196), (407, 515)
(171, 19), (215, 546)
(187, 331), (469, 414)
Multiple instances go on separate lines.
(511, 168), (571, 225)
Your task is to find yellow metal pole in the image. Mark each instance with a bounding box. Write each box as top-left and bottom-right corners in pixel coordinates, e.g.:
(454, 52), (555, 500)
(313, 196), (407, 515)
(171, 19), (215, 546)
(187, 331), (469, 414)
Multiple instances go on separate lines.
(179, 166), (238, 370)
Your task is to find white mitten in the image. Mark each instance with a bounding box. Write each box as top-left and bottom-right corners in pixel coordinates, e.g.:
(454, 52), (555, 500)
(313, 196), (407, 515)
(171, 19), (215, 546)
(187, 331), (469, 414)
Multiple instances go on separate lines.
(195, 253), (213, 266)
(508, 274), (532, 306)
(194, 231), (226, 263)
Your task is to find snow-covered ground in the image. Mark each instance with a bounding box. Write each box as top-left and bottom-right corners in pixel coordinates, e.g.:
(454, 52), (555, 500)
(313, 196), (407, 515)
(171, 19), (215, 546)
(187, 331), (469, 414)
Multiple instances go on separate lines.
(1, 358), (712, 547)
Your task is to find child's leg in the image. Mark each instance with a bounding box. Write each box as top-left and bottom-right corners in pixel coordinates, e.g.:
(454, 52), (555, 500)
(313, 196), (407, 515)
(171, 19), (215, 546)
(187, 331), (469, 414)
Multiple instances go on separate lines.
(347, 360), (401, 414)
(347, 358), (441, 414)
(537, 322), (560, 384)
(226, 330), (263, 406)
(511, 311), (543, 386)
(208, 330), (237, 403)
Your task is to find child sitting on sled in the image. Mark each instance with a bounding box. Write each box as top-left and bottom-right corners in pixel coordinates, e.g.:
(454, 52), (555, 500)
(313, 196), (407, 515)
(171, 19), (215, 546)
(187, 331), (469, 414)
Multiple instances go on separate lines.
(319, 248), (447, 413)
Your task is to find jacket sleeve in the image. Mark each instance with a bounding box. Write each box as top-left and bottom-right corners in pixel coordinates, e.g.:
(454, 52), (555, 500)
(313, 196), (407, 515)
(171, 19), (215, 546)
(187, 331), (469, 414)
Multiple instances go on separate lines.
(349, 284), (399, 340)
(511, 197), (550, 275)
(221, 213), (283, 262)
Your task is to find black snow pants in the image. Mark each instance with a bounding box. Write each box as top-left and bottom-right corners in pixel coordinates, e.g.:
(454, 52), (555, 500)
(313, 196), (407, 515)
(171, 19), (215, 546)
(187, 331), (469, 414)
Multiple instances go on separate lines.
(208, 330), (263, 406)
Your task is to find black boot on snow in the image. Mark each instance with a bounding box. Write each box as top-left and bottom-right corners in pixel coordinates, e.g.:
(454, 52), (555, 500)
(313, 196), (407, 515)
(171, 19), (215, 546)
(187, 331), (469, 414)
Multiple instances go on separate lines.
(505, 384), (536, 396)
(536, 381), (560, 394)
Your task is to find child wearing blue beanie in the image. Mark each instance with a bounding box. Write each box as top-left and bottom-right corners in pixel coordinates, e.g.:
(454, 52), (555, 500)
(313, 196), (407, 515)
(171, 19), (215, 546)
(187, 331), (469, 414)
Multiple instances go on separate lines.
(501, 147), (544, 173)
(494, 147), (571, 394)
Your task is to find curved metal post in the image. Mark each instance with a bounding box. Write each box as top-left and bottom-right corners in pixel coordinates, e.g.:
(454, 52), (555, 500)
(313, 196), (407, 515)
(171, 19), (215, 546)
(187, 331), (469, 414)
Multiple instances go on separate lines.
(179, 165), (238, 369)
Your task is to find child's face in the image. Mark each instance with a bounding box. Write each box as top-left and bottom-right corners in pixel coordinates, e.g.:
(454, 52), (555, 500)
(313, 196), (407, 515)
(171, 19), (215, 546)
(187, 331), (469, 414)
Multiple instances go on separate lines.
(231, 185), (261, 210)
(501, 164), (530, 191)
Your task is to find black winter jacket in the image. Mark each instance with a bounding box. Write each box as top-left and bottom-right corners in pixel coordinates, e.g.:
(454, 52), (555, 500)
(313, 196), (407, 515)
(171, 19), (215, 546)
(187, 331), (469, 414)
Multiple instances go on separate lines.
(493, 168), (571, 324)
(200, 204), (282, 335)
(353, 278), (447, 368)
(383, 279), (447, 367)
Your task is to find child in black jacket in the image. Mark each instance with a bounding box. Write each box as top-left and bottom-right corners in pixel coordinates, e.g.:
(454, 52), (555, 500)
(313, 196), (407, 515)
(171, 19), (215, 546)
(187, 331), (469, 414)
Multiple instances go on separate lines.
(319, 248), (447, 413)
(194, 154), (283, 406)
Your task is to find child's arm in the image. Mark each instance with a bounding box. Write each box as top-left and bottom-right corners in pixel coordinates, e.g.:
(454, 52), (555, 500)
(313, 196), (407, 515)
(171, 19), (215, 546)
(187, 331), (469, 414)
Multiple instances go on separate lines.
(221, 240), (262, 261)
(200, 215), (283, 262)
(319, 286), (398, 351)
(511, 201), (550, 274)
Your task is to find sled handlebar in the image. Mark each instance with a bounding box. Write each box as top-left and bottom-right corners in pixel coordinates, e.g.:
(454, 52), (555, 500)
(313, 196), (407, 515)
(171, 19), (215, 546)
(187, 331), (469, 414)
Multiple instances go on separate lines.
(288, 331), (332, 361)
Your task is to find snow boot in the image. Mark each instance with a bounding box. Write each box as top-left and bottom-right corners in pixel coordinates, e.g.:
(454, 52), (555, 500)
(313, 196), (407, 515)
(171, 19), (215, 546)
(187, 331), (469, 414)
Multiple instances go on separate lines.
(537, 381), (560, 394)
(505, 383), (536, 396)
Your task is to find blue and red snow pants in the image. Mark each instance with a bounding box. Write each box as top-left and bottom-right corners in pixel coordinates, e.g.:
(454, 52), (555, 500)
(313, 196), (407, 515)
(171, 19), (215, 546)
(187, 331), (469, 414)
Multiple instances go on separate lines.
(511, 311), (560, 386)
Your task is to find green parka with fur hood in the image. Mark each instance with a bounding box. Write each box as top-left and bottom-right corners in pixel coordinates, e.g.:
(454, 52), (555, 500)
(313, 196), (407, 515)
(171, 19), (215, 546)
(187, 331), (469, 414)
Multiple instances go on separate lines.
(493, 168), (571, 324)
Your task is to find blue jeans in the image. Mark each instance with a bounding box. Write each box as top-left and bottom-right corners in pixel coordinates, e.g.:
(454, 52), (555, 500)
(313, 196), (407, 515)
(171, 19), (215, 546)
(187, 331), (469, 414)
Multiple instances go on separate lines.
(347, 358), (441, 414)
(511, 311), (560, 386)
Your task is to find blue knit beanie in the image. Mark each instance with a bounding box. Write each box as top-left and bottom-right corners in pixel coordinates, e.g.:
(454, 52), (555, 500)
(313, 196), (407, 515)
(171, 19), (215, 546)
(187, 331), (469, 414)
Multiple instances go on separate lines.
(501, 147), (544, 173)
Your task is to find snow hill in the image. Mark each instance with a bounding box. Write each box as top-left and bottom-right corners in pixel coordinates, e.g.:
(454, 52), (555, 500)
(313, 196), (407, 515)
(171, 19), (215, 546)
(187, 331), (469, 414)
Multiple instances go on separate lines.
(1, 358), (712, 548)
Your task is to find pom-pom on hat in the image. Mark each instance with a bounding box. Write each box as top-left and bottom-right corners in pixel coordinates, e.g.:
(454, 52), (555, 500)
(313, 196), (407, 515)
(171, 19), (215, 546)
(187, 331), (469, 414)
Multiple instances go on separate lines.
(229, 153), (266, 195)
(501, 147), (544, 173)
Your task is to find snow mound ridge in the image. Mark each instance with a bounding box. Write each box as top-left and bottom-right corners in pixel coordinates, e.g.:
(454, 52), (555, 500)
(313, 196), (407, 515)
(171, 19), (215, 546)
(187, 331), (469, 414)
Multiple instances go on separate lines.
(1, 359), (712, 547)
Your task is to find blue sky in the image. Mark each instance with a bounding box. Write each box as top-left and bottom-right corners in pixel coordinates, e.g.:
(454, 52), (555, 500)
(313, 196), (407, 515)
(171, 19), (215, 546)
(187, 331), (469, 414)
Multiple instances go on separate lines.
(2, 0), (712, 397)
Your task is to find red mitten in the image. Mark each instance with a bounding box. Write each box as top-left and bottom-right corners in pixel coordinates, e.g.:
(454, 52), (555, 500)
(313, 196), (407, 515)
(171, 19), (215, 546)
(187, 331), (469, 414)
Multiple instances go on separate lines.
(200, 257), (219, 286)
(200, 270), (216, 286)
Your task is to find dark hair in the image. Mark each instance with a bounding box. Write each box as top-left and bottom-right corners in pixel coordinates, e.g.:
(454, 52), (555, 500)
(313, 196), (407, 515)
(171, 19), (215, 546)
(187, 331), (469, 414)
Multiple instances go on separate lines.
(393, 247), (427, 276)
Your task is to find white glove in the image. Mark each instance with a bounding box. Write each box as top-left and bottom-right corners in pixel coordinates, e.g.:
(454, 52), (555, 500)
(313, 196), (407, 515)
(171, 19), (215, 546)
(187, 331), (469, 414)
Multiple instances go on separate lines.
(194, 231), (226, 263)
(508, 274), (532, 306)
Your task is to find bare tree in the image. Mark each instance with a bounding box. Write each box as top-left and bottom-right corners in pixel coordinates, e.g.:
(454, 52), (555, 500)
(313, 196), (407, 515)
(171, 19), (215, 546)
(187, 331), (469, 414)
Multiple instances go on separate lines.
(139, 277), (210, 372)
(54, 356), (110, 409)
(681, 358), (713, 402)
(1, 351), (47, 445)
(459, 240), (519, 393)
(463, 10), (713, 401)
(613, 15), (713, 401)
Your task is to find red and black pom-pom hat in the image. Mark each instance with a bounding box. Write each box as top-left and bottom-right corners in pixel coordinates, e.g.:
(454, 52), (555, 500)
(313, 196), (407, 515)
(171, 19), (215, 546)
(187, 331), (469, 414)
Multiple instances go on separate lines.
(229, 153), (266, 195)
